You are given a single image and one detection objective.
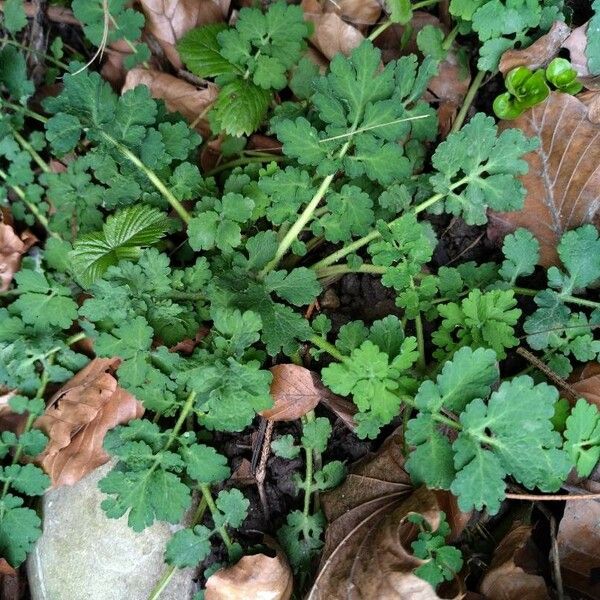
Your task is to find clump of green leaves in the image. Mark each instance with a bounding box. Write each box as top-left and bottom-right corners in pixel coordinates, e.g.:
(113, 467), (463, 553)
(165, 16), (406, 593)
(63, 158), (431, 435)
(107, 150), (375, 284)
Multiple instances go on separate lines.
(409, 512), (464, 588)
(494, 59), (582, 120)
(178, 2), (310, 135)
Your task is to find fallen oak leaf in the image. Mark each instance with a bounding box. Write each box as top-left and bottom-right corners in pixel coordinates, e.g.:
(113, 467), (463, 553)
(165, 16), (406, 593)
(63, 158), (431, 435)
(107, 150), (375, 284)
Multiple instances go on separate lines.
(479, 524), (549, 599)
(570, 362), (600, 409)
(139, 0), (230, 68)
(0, 223), (37, 291)
(499, 21), (571, 74)
(35, 358), (144, 487)
(488, 93), (600, 267)
(122, 69), (218, 137)
(205, 538), (293, 600)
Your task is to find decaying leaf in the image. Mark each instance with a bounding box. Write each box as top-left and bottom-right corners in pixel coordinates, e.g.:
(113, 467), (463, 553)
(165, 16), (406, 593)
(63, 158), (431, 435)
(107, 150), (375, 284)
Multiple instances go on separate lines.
(35, 358), (144, 487)
(499, 21), (571, 74)
(0, 223), (36, 291)
(557, 500), (600, 598)
(488, 93), (600, 266)
(139, 0), (230, 68)
(122, 69), (218, 136)
(205, 539), (293, 600)
(261, 364), (325, 421)
(310, 486), (441, 599)
(322, 0), (381, 27)
(0, 559), (15, 577)
(479, 524), (548, 599)
(301, 0), (364, 60)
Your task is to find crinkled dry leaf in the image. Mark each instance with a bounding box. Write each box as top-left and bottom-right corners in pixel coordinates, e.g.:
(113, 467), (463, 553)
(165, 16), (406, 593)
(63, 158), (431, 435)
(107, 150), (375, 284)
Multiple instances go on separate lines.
(578, 89), (600, 124)
(260, 364), (325, 421)
(488, 93), (600, 266)
(139, 0), (230, 68)
(557, 500), (600, 598)
(322, 0), (381, 27)
(0, 223), (36, 291)
(302, 0), (364, 60)
(122, 69), (218, 137)
(480, 524), (548, 599)
(310, 486), (440, 600)
(35, 358), (144, 487)
(205, 539), (293, 600)
(499, 21), (571, 74)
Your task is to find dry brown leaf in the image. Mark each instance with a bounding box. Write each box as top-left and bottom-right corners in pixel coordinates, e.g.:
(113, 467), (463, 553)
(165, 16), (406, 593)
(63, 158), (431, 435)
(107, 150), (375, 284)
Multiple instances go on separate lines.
(310, 486), (441, 600)
(578, 89), (600, 124)
(479, 524), (548, 600)
(139, 0), (230, 68)
(35, 358), (144, 487)
(557, 500), (600, 598)
(570, 362), (600, 409)
(122, 69), (218, 137)
(488, 93), (600, 266)
(205, 539), (293, 600)
(260, 364), (324, 421)
(562, 23), (590, 76)
(301, 0), (364, 60)
(0, 223), (36, 291)
(322, 0), (381, 27)
(499, 21), (571, 74)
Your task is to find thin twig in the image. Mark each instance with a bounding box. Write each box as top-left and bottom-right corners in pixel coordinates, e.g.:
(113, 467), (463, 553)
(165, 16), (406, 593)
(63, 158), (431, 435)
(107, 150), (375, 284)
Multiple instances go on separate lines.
(506, 492), (600, 501)
(515, 347), (580, 401)
(255, 420), (274, 522)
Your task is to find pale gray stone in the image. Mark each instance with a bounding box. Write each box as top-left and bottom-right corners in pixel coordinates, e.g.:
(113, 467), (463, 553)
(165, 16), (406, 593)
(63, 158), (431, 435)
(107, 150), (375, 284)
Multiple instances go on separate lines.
(27, 462), (197, 600)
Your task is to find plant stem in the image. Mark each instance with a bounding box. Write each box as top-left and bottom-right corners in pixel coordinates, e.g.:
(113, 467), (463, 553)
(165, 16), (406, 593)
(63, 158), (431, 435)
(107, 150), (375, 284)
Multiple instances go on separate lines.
(0, 168), (62, 240)
(369, 0), (441, 42)
(0, 367), (50, 500)
(11, 127), (51, 173)
(513, 287), (600, 309)
(0, 99), (48, 123)
(148, 497), (208, 600)
(310, 335), (346, 362)
(442, 24), (460, 51)
(99, 132), (192, 224)
(315, 264), (388, 279)
(302, 412), (315, 519)
(199, 484), (236, 557)
(206, 154), (286, 176)
(400, 395), (461, 430)
(450, 70), (486, 133)
(0, 37), (70, 69)
(414, 313), (426, 370)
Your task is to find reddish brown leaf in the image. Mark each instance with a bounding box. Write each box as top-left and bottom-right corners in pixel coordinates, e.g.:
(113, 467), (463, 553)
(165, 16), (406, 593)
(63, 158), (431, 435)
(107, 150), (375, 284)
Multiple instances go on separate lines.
(35, 358), (144, 487)
(139, 0), (230, 68)
(499, 21), (571, 74)
(0, 223), (37, 291)
(557, 500), (600, 598)
(205, 539), (293, 600)
(0, 559), (15, 577)
(488, 93), (600, 266)
(479, 524), (549, 599)
(570, 362), (600, 409)
(260, 364), (325, 421)
(122, 69), (218, 137)
(322, 0), (382, 27)
(301, 0), (364, 60)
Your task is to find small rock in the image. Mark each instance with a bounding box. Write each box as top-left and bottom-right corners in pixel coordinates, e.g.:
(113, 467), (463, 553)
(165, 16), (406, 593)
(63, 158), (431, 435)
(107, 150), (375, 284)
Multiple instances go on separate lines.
(320, 288), (340, 309)
(27, 463), (197, 600)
